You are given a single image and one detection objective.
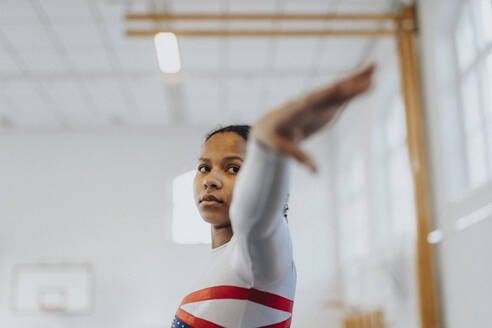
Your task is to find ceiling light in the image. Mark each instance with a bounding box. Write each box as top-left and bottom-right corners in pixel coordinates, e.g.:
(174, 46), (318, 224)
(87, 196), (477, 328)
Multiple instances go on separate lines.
(154, 32), (181, 73)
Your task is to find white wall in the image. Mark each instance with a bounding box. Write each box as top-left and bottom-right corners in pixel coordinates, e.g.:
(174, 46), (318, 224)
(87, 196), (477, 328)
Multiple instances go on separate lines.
(0, 127), (339, 327)
(0, 128), (210, 328)
(290, 130), (341, 326)
(418, 1), (492, 327)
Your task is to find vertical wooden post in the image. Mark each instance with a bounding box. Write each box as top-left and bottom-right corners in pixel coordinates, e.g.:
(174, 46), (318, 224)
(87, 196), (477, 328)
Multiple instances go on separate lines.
(373, 310), (384, 328)
(395, 5), (441, 328)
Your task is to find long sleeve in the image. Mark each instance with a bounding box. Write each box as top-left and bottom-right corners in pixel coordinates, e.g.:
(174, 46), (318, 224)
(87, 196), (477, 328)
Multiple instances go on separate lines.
(229, 138), (294, 285)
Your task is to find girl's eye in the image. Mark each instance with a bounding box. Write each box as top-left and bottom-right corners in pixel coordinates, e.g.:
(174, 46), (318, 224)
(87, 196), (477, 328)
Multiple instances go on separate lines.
(198, 165), (210, 173)
(228, 166), (240, 174)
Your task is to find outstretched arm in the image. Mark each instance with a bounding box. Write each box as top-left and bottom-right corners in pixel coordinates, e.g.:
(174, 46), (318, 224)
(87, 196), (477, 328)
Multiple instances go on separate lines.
(229, 65), (375, 284)
(229, 138), (293, 284)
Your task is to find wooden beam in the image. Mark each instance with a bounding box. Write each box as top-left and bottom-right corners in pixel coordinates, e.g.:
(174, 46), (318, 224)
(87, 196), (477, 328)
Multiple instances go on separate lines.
(396, 5), (441, 328)
(126, 12), (397, 21)
(126, 29), (396, 38)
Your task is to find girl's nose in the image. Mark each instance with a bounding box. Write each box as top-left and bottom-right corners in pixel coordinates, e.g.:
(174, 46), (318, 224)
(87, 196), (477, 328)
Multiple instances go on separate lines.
(204, 171), (222, 189)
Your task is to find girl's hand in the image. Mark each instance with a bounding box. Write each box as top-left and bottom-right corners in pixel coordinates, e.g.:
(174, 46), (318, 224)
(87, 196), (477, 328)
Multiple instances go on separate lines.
(252, 64), (375, 173)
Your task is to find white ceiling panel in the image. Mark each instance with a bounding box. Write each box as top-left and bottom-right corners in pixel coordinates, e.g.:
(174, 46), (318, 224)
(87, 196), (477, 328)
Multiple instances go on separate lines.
(338, 0), (393, 14)
(37, 1), (93, 25)
(0, 85), (13, 116)
(68, 49), (113, 72)
(179, 38), (221, 71)
(228, 1), (278, 13)
(125, 0), (151, 13)
(0, 0), (39, 24)
(3, 81), (61, 128)
(51, 22), (105, 50)
(1, 23), (54, 51)
(317, 38), (370, 72)
(104, 21), (133, 47)
(19, 48), (68, 72)
(263, 76), (308, 110)
(272, 38), (319, 71)
(110, 43), (158, 74)
(116, 49), (158, 71)
(95, 1), (129, 24)
(170, 0), (223, 13)
(85, 78), (132, 123)
(227, 39), (270, 71)
(282, 1), (333, 13)
(0, 48), (18, 72)
(183, 77), (221, 126)
(128, 78), (171, 125)
(224, 76), (263, 123)
(41, 80), (99, 127)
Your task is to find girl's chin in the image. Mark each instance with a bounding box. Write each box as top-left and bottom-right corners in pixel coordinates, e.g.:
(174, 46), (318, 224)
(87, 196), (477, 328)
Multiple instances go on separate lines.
(202, 216), (230, 227)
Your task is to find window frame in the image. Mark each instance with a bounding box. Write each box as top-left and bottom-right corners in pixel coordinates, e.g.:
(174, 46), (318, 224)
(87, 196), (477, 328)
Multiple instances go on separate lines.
(380, 94), (416, 240)
(452, 0), (492, 190)
(335, 140), (370, 262)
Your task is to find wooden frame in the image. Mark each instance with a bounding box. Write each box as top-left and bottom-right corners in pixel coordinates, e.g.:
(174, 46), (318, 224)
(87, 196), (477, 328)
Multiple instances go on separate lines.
(125, 6), (441, 328)
(125, 12), (397, 38)
(395, 6), (441, 328)
(126, 29), (395, 37)
(126, 13), (396, 21)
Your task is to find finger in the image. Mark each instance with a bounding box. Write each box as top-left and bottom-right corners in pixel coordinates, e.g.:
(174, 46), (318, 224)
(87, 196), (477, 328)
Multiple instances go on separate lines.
(276, 138), (318, 173)
(298, 68), (374, 137)
(354, 63), (376, 79)
(332, 64), (375, 101)
(322, 64), (375, 98)
(300, 64), (375, 114)
(343, 64), (376, 87)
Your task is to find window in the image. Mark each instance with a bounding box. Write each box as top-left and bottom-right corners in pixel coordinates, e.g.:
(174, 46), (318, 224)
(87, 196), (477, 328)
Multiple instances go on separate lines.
(487, 54), (492, 167)
(453, 0), (492, 190)
(172, 170), (210, 244)
(336, 150), (369, 261)
(382, 97), (416, 238)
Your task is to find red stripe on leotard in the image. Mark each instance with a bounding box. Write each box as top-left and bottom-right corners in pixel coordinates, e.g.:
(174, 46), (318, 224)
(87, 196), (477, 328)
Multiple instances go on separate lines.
(180, 285), (293, 313)
(177, 285), (293, 327)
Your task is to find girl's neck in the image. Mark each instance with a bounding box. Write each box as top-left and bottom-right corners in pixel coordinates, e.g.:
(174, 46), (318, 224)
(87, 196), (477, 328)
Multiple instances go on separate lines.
(211, 223), (233, 249)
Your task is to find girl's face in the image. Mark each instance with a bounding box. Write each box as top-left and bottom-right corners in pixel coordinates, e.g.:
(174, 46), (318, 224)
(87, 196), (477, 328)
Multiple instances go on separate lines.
(193, 132), (247, 227)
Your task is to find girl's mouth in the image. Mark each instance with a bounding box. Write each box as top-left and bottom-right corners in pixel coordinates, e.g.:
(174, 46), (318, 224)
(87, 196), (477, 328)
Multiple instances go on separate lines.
(200, 195), (224, 205)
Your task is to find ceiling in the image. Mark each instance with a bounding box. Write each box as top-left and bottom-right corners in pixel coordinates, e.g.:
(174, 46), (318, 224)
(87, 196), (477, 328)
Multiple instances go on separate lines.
(0, 0), (399, 130)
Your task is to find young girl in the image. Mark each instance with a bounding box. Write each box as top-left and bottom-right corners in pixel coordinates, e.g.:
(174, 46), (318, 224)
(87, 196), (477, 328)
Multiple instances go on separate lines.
(172, 65), (375, 328)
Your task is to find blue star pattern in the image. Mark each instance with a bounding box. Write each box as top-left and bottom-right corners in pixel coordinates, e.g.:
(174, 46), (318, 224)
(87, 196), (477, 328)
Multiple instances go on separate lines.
(171, 316), (193, 328)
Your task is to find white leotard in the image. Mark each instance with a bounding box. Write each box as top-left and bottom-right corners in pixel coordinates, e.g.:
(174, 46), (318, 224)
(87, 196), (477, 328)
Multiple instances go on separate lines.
(172, 138), (296, 328)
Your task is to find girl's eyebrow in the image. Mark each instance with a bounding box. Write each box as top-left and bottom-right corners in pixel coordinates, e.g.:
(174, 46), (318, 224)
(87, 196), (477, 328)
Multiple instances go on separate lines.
(223, 156), (243, 162)
(198, 156), (243, 162)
